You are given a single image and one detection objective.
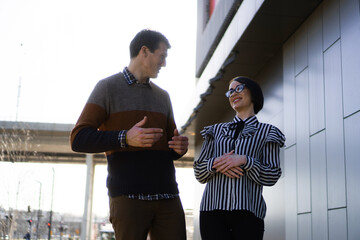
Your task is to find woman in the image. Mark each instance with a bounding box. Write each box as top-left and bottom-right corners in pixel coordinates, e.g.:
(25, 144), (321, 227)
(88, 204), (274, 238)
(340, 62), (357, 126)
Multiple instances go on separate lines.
(194, 76), (285, 240)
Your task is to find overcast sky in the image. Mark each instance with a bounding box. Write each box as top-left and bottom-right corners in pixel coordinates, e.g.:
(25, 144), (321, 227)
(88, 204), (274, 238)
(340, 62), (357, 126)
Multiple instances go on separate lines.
(0, 0), (196, 126)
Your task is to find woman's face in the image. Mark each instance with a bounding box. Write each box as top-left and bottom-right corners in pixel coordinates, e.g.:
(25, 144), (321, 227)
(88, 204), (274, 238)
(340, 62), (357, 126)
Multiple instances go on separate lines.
(228, 81), (254, 113)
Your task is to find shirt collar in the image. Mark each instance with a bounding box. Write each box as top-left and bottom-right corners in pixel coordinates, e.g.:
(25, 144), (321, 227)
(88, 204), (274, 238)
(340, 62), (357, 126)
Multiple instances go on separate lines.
(123, 67), (150, 86)
(227, 115), (258, 137)
(233, 115), (258, 125)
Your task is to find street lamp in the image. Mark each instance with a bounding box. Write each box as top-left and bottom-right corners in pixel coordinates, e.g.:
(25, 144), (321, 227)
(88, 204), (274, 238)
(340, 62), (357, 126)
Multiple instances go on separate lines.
(35, 181), (42, 240)
(48, 167), (55, 240)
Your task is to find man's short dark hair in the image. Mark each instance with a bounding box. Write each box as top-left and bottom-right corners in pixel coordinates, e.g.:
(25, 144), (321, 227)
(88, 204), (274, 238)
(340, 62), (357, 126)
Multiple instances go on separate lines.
(129, 29), (171, 58)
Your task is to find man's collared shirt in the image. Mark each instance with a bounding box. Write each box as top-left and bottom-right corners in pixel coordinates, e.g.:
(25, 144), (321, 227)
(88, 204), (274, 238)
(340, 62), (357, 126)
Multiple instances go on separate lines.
(123, 67), (150, 86)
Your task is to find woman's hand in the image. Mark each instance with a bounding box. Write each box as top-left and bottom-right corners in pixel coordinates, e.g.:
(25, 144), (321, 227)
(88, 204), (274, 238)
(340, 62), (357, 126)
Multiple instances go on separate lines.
(213, 150), (247, 178)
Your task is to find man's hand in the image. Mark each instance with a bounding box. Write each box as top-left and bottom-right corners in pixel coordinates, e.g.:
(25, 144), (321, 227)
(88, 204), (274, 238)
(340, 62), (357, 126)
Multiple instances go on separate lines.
(126, 116), (163, 147)
(212, 150), (246, 178)
(168, 129), (188, 155)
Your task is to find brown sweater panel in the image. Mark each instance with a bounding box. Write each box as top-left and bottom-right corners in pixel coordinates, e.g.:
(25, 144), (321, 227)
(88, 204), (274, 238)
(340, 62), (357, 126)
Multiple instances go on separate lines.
(100, 110), (175, 154)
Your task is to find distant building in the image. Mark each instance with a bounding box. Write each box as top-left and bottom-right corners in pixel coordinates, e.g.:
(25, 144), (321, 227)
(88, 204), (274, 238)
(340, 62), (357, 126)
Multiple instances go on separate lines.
(181, 0), (360, 239)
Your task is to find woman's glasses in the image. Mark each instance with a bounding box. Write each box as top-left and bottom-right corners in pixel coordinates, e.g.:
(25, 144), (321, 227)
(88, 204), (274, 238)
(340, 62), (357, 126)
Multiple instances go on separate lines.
(225, 84), (245, 98)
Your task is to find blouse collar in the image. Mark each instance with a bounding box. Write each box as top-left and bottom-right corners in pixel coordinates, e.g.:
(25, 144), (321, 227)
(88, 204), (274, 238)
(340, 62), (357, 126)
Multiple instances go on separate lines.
(233, 115), (258, 125)
(225, 115), (258, 138)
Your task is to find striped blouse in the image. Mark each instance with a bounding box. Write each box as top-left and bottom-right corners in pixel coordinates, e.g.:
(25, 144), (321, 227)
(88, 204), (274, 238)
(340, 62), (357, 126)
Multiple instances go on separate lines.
(194, 115), (285, 219)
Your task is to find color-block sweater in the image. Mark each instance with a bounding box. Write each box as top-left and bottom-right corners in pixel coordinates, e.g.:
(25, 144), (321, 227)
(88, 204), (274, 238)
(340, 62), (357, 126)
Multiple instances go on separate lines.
(70, 72), (182, 197)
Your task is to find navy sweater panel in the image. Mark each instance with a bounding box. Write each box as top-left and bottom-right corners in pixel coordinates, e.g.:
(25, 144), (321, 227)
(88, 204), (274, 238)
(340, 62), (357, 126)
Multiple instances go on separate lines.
(106, 150), (179, 197)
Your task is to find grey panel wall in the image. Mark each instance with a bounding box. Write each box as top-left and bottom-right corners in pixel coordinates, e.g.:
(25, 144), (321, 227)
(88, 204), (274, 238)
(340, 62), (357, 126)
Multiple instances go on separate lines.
(295, 69), (311, 214)
(323, 0), (340, 50)
(323, 40), (346, 209)
(308, 9), (325, 135)
(283, 37), (296, 147)
(328, 208), (348, 239)
(310, 131), (328, 239)
(283, 0), (360, 239)
(340, 0), (360, 116)
(344, 112), (360, 239)
(298, 213), (312, 240)
(284, 145), (297, 240)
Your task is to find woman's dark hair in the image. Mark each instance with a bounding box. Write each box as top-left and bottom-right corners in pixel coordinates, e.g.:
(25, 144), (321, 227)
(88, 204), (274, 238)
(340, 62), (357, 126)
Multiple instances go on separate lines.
(129, 29), (171, 58)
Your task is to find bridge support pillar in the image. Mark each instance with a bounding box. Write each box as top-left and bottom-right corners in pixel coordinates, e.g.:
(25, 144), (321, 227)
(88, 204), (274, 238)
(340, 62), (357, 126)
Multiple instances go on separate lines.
(81, 154), (95, 240)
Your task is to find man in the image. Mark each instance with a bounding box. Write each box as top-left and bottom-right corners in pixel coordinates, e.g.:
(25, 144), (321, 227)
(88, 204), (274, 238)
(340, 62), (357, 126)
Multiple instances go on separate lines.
(70, 29), (188, 240)
(24, 231), (30, 240)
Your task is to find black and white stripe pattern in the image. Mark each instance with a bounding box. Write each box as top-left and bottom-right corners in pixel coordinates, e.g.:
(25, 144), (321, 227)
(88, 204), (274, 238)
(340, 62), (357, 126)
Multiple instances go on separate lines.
(194, 115), (285, 219)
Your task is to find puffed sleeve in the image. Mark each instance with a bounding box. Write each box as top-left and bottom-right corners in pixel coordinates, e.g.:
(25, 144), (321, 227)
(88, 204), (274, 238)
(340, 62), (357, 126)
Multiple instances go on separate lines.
(193, 125), (217, 183)
(201, 125), (215, 140)
(242, 125), (285, 186)
(265, 125), (285, 147)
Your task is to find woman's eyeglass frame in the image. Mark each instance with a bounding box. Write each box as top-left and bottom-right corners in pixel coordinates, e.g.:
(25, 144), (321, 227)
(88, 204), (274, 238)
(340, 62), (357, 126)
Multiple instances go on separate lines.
(225, 84), (246, 98)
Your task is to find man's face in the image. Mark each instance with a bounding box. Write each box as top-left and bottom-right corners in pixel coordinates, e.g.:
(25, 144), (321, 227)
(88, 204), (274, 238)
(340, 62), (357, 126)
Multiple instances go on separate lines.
(143, 42), (168, 78)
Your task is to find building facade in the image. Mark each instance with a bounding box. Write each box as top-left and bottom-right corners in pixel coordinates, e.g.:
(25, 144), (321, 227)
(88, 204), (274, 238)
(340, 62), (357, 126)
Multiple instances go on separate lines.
(181, 0), (360, 239)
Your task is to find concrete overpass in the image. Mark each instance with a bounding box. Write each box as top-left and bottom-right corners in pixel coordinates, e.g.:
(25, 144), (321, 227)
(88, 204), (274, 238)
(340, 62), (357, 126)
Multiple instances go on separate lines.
(0, 120), (194, 167)
(0, 120), (194, 239)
